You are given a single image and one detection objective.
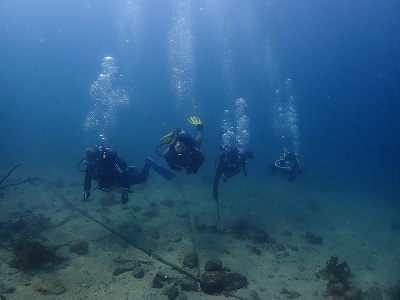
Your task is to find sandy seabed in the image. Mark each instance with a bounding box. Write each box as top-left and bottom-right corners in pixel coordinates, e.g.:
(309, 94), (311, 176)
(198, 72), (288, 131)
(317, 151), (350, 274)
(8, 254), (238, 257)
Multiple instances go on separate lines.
(0, 165), (399, 300)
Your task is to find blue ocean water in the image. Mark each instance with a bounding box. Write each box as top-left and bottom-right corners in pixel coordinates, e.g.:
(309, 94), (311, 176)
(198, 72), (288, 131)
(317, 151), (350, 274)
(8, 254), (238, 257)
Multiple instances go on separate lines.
(1, 0), (399, 203)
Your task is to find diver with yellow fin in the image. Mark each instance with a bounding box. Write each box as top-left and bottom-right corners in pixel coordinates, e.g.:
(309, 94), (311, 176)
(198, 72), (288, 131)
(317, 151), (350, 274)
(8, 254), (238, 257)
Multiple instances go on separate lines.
(158, 116), (205, 175)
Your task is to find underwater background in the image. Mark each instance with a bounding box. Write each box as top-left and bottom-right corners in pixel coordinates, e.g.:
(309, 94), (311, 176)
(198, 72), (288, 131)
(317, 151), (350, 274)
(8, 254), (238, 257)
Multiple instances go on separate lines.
(1, 0), (399, 204)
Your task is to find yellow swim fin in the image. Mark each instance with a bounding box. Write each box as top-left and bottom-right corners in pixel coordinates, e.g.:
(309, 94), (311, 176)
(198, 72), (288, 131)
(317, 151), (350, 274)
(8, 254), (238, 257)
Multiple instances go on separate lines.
(188, 116), (202, 126)
(160, 131), (175, 144)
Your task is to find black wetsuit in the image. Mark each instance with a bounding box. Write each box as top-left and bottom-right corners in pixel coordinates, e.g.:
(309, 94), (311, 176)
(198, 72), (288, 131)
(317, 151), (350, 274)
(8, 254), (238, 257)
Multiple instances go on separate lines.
(270, 157), (302, 182)
(164, 128), (204, 174)
(84, 148), (150, 200)
(212, 148), (252, 200)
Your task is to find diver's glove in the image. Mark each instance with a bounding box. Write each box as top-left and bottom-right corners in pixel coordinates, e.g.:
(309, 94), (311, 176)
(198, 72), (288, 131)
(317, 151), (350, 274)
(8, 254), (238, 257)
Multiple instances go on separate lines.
(83, 190), (90, 201)
(121, 188), (129, 204)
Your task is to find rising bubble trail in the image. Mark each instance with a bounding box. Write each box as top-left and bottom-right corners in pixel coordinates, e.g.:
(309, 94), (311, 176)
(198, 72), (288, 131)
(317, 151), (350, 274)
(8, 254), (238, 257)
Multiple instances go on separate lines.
(84, 56), (129, 145)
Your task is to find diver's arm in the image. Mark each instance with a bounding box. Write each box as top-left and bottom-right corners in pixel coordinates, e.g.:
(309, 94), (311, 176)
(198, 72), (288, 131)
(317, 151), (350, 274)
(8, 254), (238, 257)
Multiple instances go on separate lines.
(120, 172), (130, 189)
(84, 171), (92, 191)
(195, 124), (204, 147)
(83, 170), (93, 200)
(112, 156), (129, 189)
(117, 162), (130, 204)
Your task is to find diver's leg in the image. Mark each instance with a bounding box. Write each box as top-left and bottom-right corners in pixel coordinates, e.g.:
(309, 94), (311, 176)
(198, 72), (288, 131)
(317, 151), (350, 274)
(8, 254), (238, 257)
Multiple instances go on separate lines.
(127, 162), (151, 185)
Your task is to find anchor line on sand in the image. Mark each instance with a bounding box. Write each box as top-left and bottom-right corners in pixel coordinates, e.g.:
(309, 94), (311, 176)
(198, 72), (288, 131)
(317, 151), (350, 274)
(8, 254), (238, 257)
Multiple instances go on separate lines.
(48, 186), (200, 282)
(178, 188), (201, 280)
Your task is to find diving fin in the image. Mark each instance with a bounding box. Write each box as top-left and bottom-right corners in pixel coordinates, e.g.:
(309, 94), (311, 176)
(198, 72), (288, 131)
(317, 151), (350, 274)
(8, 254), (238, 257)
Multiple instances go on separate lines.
(147, 159), (175, 180)
(160, 131), (175, 144)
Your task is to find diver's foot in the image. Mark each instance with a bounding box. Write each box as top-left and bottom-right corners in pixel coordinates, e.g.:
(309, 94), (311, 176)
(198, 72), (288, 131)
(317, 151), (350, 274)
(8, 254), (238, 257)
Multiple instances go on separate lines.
(145, 158), (156, 165)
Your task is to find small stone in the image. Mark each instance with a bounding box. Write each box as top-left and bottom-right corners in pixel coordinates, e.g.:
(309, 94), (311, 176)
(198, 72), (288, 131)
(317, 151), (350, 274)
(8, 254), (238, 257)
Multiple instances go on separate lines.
(288, 290), (301, 299)
(250, 289), (261, 300)
(200, 271), (225, 294)
(180, 278), (198, 292)
(182, 253), (198, 269)
(344, 286), (363, 300)
(163, 284), (179, 300)
(35, 278), (66, 295)
(69, 240), (89, 255)
(204, 259), (222, 272)
(132, 266), (145, 279)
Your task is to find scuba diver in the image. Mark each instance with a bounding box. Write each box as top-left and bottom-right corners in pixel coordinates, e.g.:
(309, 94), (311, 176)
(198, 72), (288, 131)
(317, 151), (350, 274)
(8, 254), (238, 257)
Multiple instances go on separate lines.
(159, 116), (205, 175)
(212, 146), (254, 201)
(269, 152), (302, 182)
(81, 145), (174, 204)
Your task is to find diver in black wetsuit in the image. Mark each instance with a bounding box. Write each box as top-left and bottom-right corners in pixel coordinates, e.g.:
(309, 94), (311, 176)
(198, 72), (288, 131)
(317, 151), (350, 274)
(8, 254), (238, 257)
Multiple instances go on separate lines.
(212, 146), (254, 201)
(162, 116), (205, 175)
(269, 152), (302, 182)
(82, 145), (153, 204)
